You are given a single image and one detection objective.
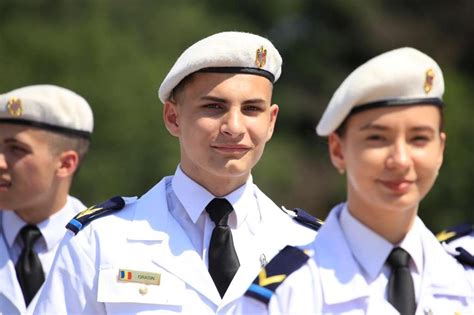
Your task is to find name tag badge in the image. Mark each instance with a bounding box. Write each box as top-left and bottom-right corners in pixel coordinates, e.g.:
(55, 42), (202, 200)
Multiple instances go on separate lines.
(117, 269), (161, 285)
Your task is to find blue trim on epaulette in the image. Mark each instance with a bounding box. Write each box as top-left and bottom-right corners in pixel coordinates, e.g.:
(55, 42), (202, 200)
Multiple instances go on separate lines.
(247, 284), (273, 300)
(67, 219), (83, 235)
(66, 196), (127, 235)
(244, 245), (310, 305)
(292, 208), (323, 231)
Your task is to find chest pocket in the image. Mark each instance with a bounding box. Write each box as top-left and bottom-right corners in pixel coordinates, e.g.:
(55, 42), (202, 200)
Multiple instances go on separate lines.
(98, 265), (186, 306)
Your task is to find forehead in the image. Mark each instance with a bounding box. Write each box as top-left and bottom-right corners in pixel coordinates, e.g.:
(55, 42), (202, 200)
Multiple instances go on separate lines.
(182, 72), (273, 98)
(345, 105), (442, 129)
(0, 123), (50, 144)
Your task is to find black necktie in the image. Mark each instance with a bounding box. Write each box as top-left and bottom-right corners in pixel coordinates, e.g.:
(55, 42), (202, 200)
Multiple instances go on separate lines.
(387, 247), (416, 315)
(15, 225), (45, 306)
(206, 198), (240, 297)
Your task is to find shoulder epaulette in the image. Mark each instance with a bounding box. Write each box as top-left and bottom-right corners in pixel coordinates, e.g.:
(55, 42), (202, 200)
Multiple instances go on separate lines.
(285, 207), (323, 231)
(437, 223), (473, 243)
(66, 196), (128, 235)
(437, 223), (474, 267)
(245, 245), (310, 304)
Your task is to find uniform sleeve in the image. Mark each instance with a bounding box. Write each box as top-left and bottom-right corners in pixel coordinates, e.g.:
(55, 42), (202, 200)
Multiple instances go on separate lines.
(33, 231), (106, 315)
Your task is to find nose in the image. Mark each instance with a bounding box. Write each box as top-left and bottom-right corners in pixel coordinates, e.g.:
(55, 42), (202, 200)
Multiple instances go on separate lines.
(221, 107), (245, 137)
(386, 140), (412, 170)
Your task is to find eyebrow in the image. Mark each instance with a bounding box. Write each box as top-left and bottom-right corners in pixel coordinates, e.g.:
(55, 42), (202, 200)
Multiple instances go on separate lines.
(360, 123), (436, 133)
(200, 96), (267, 105)
(360, 123), (388, 131)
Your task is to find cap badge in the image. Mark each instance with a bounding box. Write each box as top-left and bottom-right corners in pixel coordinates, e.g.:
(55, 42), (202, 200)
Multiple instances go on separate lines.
(255, 46), (267, 68)
(7, 97), (23, 117)
(424, 69), (435, 94)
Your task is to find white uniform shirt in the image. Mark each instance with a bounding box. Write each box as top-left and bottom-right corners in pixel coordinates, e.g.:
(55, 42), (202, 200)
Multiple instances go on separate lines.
(0, 196), (85, 315)
(238, 202), (474, 315)
(169, 166), (263, 268)
(34, 169), (317, 314)
(339, 205), (423, 303)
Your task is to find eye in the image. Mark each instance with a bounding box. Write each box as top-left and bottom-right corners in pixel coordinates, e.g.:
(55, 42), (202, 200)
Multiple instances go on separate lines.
(365, 134), (385, 141)
(202, 103), (223, 110)
(9, 144), (29, 156)
(411, 135), (431, 146)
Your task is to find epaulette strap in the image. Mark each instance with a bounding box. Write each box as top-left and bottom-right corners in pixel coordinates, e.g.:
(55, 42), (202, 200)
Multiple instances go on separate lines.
(437, 223), (474, 267)
(455, 247), (474, 267)
(436, 223), (473, 243)
(66, 196), (127, 235)
(245, 245), (309, 304)
(292, 208), (323, 231)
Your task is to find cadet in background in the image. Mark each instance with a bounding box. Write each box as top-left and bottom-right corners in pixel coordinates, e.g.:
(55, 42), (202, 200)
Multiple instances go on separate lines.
(0, 85), (93, 314)
(240, 47), (474, 314)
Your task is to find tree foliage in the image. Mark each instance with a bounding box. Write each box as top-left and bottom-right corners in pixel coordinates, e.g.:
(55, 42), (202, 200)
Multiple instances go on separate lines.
(1, 0), (472, 230)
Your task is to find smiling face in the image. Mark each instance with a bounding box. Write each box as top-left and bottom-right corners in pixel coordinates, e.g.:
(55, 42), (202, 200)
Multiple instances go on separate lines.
(163, 72), (278, 196)
(328, 105), (445, 227)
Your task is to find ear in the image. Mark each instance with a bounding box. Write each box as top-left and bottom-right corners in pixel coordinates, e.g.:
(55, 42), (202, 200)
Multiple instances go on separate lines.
(328, 133), (346, 174)
(56, 150), (79, 178)
(265, 104), (279, 141)
(163, 100), (180, 137)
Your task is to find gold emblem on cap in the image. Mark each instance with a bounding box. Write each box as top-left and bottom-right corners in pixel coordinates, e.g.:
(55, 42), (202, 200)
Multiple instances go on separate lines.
(424, 68), (435, 94)
(255, 46), (267, 68)
(7, 97), (23, 117)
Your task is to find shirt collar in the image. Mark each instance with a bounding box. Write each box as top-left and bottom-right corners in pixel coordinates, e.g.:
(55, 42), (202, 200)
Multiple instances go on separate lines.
(340, 204), (424, 278)
(171, 165), (255, 227)
(398, 217), (423, 274)
(340, 204), (393, 280)
(1, 196), (84, 251)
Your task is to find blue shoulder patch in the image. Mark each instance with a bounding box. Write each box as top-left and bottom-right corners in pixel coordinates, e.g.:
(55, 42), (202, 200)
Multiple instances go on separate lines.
(291, 207), (323, 231)
(437, 223), (474, 267)
(66, 196), (128, 235)
(245, 245), (310, 304)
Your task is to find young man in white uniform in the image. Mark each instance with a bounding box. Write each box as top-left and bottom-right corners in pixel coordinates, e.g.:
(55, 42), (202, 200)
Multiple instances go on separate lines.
(0, 85), (93, 314)
(239, 48), (474, 314)
(34, 31), (318, 314)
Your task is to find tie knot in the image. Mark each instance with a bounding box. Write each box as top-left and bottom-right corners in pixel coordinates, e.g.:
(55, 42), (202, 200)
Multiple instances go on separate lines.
(387, 247), (411, 268)
(206, 198), (234, 226)
(18, 225), (42, 249)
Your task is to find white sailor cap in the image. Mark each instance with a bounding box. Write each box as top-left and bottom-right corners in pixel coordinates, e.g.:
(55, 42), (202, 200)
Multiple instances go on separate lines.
(158, 31), (282, 103)
(316, 47), (444, 136)
(0, 84), (93, 139)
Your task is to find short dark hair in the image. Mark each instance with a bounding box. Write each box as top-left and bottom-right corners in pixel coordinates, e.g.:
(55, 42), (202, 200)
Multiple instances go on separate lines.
(46, 131), (91, 166)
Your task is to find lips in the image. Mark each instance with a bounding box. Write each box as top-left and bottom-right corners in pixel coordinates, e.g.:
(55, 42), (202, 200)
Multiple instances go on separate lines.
(378, 179), (414, 193)
(0, 179), (11, 190)
(211, 144), (251, 154)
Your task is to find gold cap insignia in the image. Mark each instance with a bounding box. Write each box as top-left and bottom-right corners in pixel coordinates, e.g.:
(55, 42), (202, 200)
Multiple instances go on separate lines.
(255, 46), (267, 68)
(7, 97), (23, 117)
(424, 69), (435, 94)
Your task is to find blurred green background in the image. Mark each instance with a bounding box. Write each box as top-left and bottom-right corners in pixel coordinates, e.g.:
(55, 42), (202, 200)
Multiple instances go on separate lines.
(1, 0), (473, 231)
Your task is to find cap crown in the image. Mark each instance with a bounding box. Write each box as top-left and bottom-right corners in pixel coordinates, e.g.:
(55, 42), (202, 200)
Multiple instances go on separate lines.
(317, 47), (444, 136)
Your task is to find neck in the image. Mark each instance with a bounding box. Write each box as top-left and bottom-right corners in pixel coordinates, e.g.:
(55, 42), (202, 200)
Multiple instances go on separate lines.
(179, 165), (249, 197)
(347, 198), (417, 245)
(15, 183), (70, 225)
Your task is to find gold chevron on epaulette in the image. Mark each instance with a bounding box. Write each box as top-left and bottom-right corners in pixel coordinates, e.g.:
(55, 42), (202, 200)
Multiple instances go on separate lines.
(257, 268), (286, 287)
(436, 230), (457, 242)
(76, 205), (104, 219)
